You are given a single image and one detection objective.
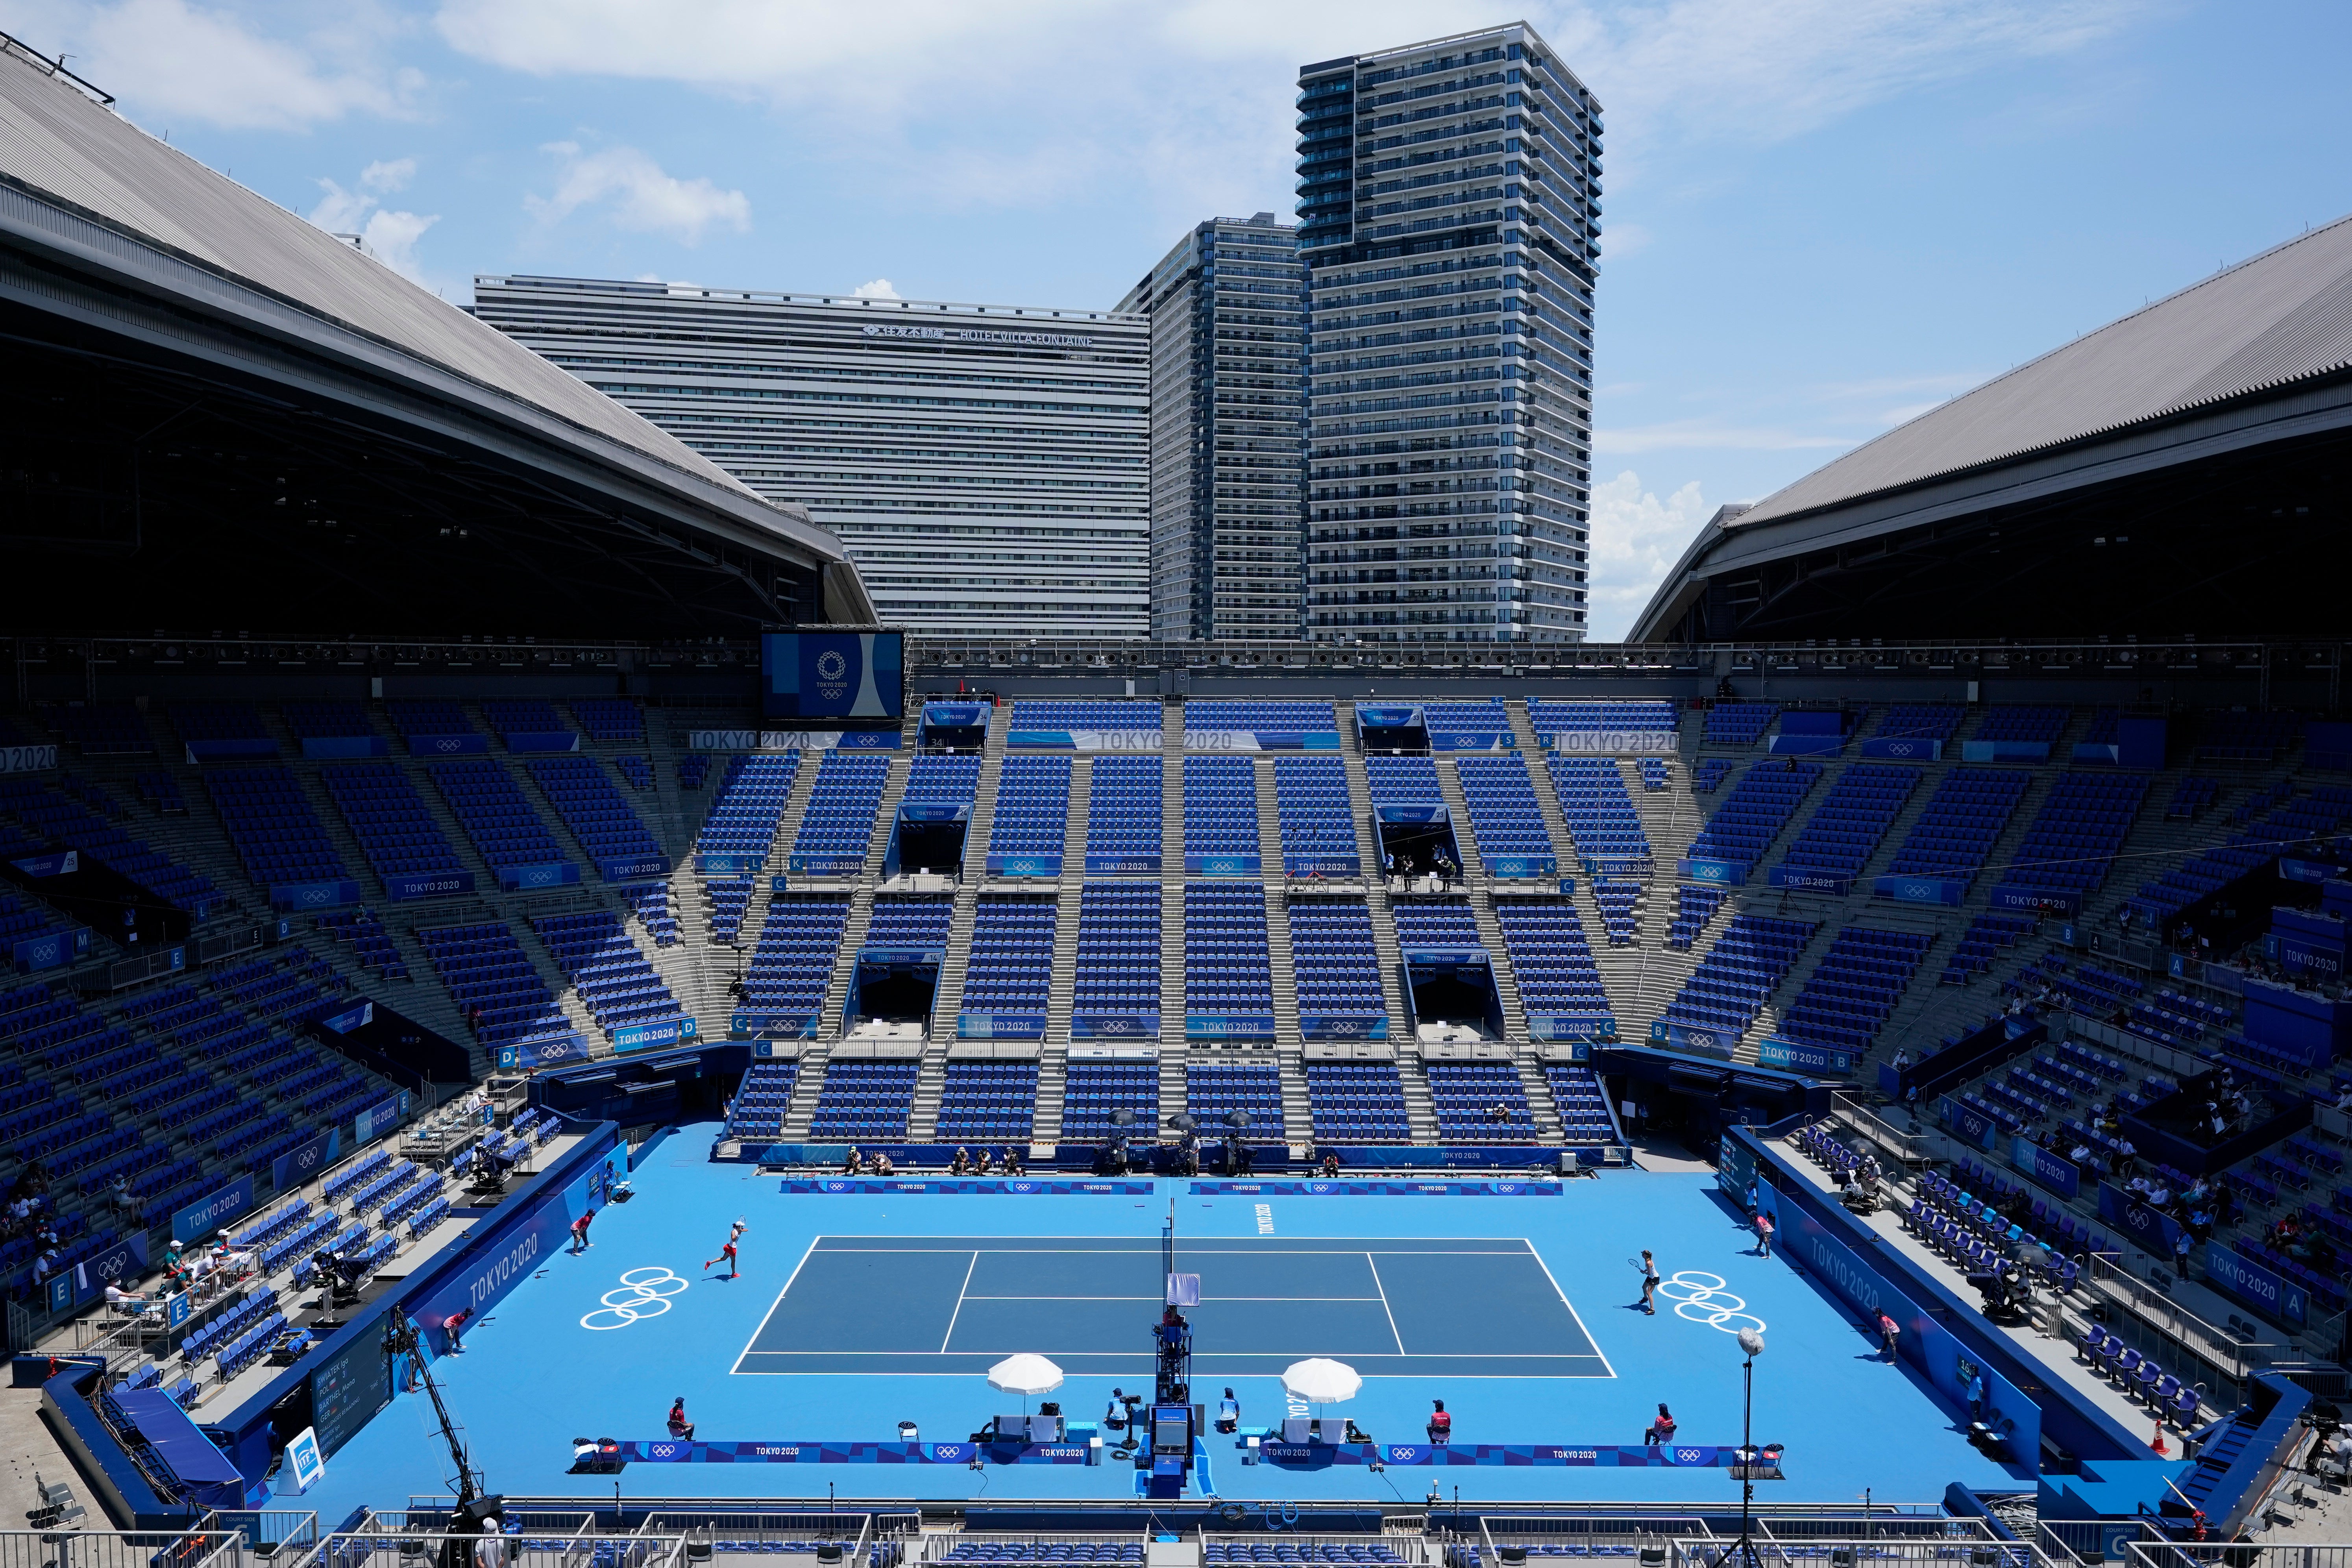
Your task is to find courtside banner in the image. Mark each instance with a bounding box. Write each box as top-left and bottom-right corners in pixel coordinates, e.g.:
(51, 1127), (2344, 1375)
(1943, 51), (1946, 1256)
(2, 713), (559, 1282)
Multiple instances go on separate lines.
(780, 1178), (1152, 1195)
(617, 1439), (1089, 1465)
(1189, 1180), (1559, 1197)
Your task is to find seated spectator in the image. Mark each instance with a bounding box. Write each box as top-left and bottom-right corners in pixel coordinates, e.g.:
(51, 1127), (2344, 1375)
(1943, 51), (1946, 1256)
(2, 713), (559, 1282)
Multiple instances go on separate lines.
(951, 1147), (971, 1176)
(1643, 1403), (1677, 1446)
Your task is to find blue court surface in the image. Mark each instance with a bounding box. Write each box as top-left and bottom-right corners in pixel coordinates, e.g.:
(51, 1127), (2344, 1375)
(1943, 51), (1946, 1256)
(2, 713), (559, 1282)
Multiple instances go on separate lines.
(287, 1124), (2022, 1518)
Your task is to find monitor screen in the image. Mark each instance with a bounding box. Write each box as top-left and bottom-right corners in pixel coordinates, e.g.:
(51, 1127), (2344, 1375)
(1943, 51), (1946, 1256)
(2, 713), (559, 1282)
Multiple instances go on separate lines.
(1152, 1409), (1191, 1453)
(760, 631), (904, 723)
(309, 1312), (390, 1457)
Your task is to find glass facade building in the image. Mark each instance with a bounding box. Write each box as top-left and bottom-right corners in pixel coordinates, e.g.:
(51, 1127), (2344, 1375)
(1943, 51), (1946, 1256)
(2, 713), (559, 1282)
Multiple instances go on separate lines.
(472, 276), (1150, 636)
(1117, 213), (1306, 642)
(1296, 22), (1600, 642)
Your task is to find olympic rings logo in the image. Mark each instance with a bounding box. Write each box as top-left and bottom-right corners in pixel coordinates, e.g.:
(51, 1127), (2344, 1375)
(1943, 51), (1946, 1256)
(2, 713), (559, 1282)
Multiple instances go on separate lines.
(580, 1267), (689, 1330)
(1655, 1270), (1767, 1335)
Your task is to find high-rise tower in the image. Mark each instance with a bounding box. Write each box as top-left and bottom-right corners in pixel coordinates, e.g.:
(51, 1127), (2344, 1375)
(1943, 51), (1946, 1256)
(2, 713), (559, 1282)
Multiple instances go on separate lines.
(1297, 23), (1599, 641)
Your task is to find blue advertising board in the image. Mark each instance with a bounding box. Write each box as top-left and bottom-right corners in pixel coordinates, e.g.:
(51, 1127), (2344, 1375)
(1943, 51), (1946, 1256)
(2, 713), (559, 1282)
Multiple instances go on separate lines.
(409, 1135), (616, 1351)
(599, 854), (671, 883)
(1860, 737), (1941, 760)
(614, 1015), (697, 1052)
(1071, 1014), (1158, 1039)
(10, 848), (78, 876)
(1284, 854), (1360, 876)
(499, 861), (581, 891)
(1187, 1013), (1278, 1040)
(2098, 1182), (2187, 1256)
(74, 1231), (149, 1295)
(732, 1011), (820, 1039)
(1427, 730), (1518, 752)
(1939, 1095), (1998, 1150)
(273, 1129), (342, 1192)
(384, 869), (475, 901)
(172, 1175), (256, 1245)
(1961, 740), (2050, 762)
(498, 730), (578, 753)
(318, 1000), (374, 1034)
(11, 926), (90, 972)
(1184, 854), (1259, 876)
(695, 853), (761, 876)
(1083, 854), (1161, 875)
(2010, 1136), (2079, 1200)
(1990, 883), (2081, 915)
(762, 631), (904, 721)
(1484, 854), (1557, 878)
(1766, 867), (1851, 895)
(1299, 1015), (1389, 1040)
(788, 854), (866, 877)
(2205, 1245), (2308, 1326)
(1678, 857), (1747, 886)
(1757, 1038), (1853, 1075)
(300, 736), (388, 760)
(270, 878), (362, 912)
(409, 732), (488, 756)
(1875, 874), (1967, 905)
(1650, 1019), (1735, 1058)
(985, 853), (1063, 877)
(498, 1034), (592, 1070)
(1529, 1014), (1614, 1043)
(958, 1012), (1047, 1039)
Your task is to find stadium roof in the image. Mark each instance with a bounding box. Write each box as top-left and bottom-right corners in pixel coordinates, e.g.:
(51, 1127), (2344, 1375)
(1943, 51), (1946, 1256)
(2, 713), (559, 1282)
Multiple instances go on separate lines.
(0, 37), (873, 633)
(1631, 214), (2352, 642)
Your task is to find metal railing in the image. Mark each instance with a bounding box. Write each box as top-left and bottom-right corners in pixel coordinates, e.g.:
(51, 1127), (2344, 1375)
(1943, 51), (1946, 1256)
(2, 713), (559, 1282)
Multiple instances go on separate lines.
(2037, 1521), (2161, 1566)
(2086, 1252), (2285, 1394)
(1670, 1540), (2048, 1568)
(0, 1525), (234, 1568)
(644, 1513), (872, 1562)
(1481, 1517), (1718, 1559)
(302, 1531), (683, 1568)
(920, 1533), (1143, 1565)
(1827, 1091), (1930, 1170)
(213, 1513), (324, 1559)
(1208, 1535), (1431, 1564)
(2126, 1541), (2352, 1568)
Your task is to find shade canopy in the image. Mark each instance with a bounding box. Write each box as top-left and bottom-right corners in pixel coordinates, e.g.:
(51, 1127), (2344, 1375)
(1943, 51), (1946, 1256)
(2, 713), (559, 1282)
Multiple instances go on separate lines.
(1168, 1112), (1199, 1132)
(1281, 1358), (1362, 1405)
(986, 1354), (1065, 1396)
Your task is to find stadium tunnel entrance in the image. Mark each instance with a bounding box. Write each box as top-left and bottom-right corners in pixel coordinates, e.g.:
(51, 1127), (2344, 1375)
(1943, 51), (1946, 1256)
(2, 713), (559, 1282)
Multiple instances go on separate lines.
(1374, 805), (1463, 880)
(847, 946), (947, 1028)
(1401, 948), (1504, 1039)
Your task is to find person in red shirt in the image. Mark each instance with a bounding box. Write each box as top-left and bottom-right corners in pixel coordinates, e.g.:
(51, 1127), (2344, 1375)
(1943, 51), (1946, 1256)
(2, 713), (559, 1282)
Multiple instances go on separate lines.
(569, 1208), (594, 1254)
(1426, 1400), (1452, 1444)
(1644, 1403), (1677, 1446)
(704, 1217), (747, 1278)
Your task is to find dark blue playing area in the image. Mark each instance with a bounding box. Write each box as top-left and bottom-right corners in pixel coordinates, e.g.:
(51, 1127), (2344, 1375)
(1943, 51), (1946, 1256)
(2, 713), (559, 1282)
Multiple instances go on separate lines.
(739, 1235), (1607, 1378)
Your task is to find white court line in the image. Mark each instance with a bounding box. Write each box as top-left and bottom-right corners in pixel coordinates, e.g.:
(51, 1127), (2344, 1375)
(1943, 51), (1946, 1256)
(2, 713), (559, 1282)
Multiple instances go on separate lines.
(729, 1234), (822, 1375)
(1363, 1253), (1408, 1357)
(962, 1294), (1387, 1303)
(936, 1251), (980, 1353)
(1528, 1242), (1618, 1381)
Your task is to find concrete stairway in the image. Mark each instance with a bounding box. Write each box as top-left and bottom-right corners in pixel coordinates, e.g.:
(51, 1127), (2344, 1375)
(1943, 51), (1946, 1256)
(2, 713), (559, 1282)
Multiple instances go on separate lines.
(1336, 703), (1413, 1031)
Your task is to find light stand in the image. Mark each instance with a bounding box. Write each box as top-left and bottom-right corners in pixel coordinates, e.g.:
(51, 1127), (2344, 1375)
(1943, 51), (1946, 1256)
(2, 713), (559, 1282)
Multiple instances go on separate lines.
(1712, 1327), (1766, 1568)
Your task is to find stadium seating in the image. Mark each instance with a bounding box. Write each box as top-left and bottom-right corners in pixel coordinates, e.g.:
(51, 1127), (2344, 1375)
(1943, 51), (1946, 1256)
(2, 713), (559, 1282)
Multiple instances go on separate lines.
(44, 703), (154, 754)
(2002, 772), (2150, 895)
(1008, 701), (1161, 732)
(902, 754), (982, 806)
(1527, 701), (1679, 738)
(320, 762), (469, 889)
(1661, 915), (1818, 1040)
(384, 701), (479, 748)
(1545, 757), (1650, 867)
(1545, 1063), (1618, 1142)
(1185, 885), (1275, 1025)
(204, 767), (351, 889)
(1774, 928), (1934, 1056)
(1185, 1057), (1284, 1137)
(789, 754), (892, 873)
(1071, 883), (1159, 1030)
(991, 756), (1072, 866)
(935, 1056), (1039, 1143)
(1882, 767), (2034, 884)
(1185, 702), (1335, 733)
(1974, 706), (2071, 746)
(1426, 1059), (1533, 1139)
(1453, 758), (1557, 874)
(1091, 756), (1164, 866)
(419, 922), (571, 1049)
(1870, 705), (1964, 742)
(282, 702), (377, 741)
(725, 1061), (802, 1141)
(808, 1058), (921, 1140)
(1272, 756), (1358, 870)
(1492, 899), (1610, 1020)
(1180, 756), (1251, 865)
(1391, 899), (1481, 951)
(570, 699), (646, 743)
(1304, 1060), (1410, 1143)
(1774, 764), (1922, 884)
(531, 911), (683, 1037)
(1704, 704), (1780, 746)
(957, 897), (1056, 1024)
(744, 898), (852, 1028)
(526, 756), (666, 875)
(481, 701), (571, 743)
(1287, 900), (1387, 1032)
(424, 759), (571, 875)
(1684, 761), (1820, 871)
(1062, 1056), (1159, 1142)
(0, 776), (218, 915)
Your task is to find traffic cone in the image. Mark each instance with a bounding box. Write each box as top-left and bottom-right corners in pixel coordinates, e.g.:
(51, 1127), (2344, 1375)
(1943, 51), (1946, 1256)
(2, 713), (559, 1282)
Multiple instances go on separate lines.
(2150, 1418), (2170, 1457)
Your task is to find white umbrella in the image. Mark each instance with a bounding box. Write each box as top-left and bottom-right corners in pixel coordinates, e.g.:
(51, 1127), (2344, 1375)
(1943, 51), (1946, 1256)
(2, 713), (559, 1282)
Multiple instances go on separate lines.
(987, 1353), (1064, 1417)
(1281, 1357), (1362, 1405)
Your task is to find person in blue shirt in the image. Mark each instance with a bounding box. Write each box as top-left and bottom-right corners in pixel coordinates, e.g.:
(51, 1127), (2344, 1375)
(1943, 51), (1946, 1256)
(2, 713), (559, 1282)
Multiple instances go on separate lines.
(1967, 1371), (1989, 1424)
(1216, 1387), (1239, 1434)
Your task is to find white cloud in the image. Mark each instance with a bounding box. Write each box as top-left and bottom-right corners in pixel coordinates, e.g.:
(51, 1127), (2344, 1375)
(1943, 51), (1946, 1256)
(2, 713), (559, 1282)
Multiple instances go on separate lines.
(306, 160), (438, 285)
(427, 0), (2138, 215)
(526, 143), (750, 245)
(1585, 469), (1720, 640)
(852, 278), (900, 300)
(71, 0), (416, 132)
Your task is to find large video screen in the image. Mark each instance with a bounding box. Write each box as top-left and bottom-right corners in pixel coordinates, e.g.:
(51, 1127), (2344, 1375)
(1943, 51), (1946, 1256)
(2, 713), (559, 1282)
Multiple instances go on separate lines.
(760, 631), (904, 723)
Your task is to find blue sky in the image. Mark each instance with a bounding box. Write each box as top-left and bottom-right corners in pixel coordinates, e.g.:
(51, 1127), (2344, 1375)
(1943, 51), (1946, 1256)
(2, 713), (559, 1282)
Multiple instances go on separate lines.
(5, 0), (2346, 637)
